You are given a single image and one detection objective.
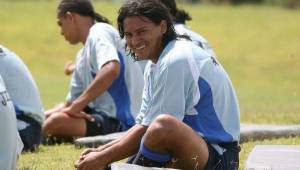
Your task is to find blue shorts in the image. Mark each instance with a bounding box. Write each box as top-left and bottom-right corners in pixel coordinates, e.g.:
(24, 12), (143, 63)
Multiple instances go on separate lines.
(205, 141), (240, 170)
(84, 107), (122, 136)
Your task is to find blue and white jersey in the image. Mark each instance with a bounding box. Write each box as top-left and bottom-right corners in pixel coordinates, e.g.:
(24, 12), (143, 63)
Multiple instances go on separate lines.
(0, 45), (45, 125)
(0, 75), (23, 170)
(138, 23), (217, 73)
(136, 39), (240, 153)
(67, 23), (144, 130)
(175, 23), (216, 58)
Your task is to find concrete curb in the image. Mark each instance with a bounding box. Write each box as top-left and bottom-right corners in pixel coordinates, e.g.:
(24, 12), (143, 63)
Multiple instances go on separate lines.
(75, 132), (126, 148)
(75, 124), (300, 148)
(240, 124), (300, 143)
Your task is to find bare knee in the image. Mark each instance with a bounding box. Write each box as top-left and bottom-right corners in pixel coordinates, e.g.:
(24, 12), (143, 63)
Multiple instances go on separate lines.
(143, 114), (182, 149)
(42, 113), (66, 136)
(151, 114), (180, 132)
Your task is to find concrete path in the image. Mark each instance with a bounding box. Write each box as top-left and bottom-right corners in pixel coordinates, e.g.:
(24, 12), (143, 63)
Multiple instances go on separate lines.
(75, 124), (300, 148)
(245, 145), (300, 170)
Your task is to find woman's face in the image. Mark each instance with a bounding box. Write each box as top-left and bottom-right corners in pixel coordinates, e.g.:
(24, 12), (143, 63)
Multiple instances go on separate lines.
(123, 16), (167, 62)
(57, 13), (80, 45)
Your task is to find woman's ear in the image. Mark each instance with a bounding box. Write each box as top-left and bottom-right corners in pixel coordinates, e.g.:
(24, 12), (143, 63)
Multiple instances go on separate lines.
(160, 20), (167, 34)
(65, 11), (75, 22)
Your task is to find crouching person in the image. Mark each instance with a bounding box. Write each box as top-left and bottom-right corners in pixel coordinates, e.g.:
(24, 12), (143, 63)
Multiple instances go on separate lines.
(0, 45), (44, 152)
(0, 75), (23, 169)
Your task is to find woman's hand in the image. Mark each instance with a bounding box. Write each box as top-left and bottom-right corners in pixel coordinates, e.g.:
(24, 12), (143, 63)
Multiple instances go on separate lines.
(75, 151), (108, 170)
(61, 105), (94, 122)
(64, 60), (75, 75)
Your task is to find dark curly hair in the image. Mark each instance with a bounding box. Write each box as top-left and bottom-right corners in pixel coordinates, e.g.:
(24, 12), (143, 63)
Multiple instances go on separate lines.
(160, 0), (191, 24)
(117, 0), (177, 60)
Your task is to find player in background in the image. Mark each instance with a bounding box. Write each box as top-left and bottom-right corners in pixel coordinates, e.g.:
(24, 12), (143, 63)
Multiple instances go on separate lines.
(43, 0), (144, 141)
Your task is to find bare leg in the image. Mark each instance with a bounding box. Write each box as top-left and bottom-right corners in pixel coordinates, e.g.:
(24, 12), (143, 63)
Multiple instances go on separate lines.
(42, 111), (86, 139)
(142, 114), (209, 170)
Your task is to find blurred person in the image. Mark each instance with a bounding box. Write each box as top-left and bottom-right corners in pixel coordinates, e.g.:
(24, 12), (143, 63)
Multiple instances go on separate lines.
(0, 45), (44, 152)
(43, 0), (143, 141)
(75, 0), (240, 170)
(160, 0), (216, 57)
(0, 75), (23, 169)
(64, 60), (76, 75)
(0, 74), (23, 170)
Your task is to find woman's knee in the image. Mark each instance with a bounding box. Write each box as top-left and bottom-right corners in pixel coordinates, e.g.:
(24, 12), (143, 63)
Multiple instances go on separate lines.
(42, 113), (66, 135)
(143, 114), (182, 147)
(152, 114), (181, 130)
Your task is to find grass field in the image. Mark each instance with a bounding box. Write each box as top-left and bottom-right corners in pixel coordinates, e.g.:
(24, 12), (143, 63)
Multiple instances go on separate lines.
(1, 0), (300, 169)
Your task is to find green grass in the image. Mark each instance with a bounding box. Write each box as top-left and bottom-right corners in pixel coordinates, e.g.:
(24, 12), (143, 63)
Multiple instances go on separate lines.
(17, 144), (82, 170)
(0, 0), (299, 169)
(16, 136), (300, 169)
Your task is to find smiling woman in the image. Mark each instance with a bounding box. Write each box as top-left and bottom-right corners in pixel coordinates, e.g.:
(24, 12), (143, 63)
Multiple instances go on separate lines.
(117, 0), (177, 62)
(3, 0), (298, 169)
(123, 16), (166, 62)
(75, 0), (240, 170)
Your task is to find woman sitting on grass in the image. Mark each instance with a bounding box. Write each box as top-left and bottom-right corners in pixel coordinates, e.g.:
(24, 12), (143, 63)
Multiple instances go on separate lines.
(43, 0), (143, 141)
(75, 0), (240, 169)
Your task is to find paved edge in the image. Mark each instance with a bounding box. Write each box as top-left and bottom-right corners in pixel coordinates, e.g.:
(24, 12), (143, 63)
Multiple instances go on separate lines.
(75, 124), (300, 148)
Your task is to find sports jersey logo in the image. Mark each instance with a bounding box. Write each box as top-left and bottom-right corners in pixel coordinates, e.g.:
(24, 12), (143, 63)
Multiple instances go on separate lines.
(0, 91), (11, 106)
(211, 57), (218, 66)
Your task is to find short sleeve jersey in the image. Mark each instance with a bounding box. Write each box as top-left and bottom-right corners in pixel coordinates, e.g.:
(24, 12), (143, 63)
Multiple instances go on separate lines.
(136, 39), (240, 153)
(0, 45), (45, 124)
(174, 23), (216, 58)
(67, 23), (143, 130)
(0, 75), (23, 170)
